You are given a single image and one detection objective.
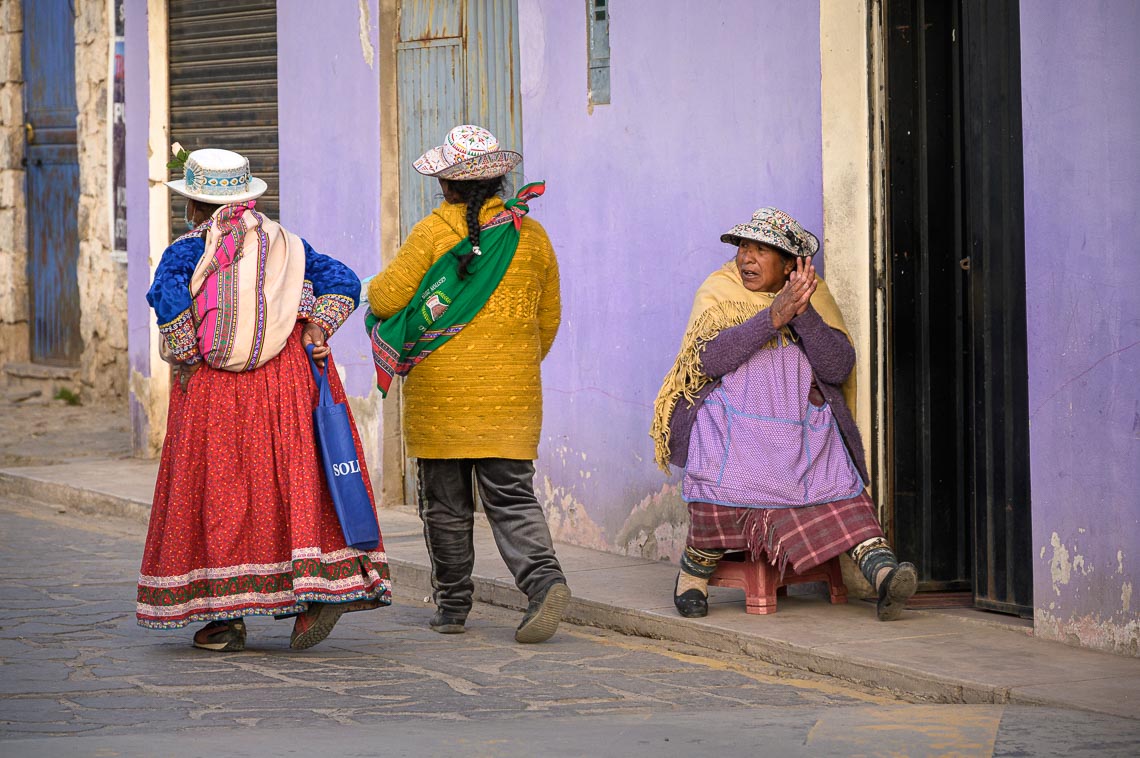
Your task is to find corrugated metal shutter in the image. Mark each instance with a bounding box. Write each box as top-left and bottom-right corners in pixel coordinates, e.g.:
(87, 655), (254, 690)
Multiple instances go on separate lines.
(396, 0), (522, 240)
(167, 0), (278, 234)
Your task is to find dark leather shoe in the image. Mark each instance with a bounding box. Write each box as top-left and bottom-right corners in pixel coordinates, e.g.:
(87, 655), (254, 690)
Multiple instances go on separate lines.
(674, 573), (708, 618)
(515, 582), (571, 643)
(877, 562), (918, 621)
(429, 609), (467, 634)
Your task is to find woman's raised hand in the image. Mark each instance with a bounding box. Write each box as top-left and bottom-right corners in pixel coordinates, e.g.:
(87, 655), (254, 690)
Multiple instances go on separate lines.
(794, 258), (817, 316)
(770, 258), (816, 329)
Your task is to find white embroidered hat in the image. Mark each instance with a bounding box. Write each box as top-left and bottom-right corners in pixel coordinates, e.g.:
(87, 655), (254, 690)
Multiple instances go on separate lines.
(165, 148), (267, 204)
(413, 124), (522, 181)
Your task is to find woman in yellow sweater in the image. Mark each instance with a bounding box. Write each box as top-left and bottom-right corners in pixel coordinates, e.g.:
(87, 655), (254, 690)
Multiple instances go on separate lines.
(367, 125), (570, 643)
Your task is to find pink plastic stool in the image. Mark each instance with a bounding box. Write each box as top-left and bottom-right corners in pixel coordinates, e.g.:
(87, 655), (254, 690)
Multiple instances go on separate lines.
(708, 554), (848, 614)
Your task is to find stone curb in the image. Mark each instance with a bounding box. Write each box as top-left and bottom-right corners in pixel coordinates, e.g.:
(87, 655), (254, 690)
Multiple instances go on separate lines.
(0, 469), (1129, 717)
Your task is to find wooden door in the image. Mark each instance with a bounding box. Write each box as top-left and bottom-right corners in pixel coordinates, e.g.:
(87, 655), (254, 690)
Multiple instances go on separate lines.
(23, 0), (82, 365)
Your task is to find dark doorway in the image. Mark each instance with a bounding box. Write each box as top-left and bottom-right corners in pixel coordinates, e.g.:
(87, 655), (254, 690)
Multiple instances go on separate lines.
(23, 0), (82, 365)
(885, 0), (1033, 615)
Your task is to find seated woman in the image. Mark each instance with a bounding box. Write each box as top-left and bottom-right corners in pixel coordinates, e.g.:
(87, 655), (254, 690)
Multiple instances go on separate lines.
(137, 147), (390, 651)
(651, 207), (916, 621)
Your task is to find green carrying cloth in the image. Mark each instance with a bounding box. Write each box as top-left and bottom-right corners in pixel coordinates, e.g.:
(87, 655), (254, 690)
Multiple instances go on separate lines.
(365, 181), (546, 396)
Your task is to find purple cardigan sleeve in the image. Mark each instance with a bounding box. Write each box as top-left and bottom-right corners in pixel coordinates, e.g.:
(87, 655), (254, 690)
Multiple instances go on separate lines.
(790, 304), (855, 385)
(699, 309), (780, 378)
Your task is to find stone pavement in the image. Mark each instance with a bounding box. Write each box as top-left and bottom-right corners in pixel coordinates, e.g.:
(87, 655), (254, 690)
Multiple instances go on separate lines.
(3, 493), (1140, 757)
(1, 451), (1138, 723)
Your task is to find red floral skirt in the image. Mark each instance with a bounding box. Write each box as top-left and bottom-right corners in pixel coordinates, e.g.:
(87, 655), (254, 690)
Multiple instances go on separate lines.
(137, 325), (391, 629)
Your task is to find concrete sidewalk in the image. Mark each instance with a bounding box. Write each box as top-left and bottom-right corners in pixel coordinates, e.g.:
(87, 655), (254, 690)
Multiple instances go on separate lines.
(1, 457), (1137, 721)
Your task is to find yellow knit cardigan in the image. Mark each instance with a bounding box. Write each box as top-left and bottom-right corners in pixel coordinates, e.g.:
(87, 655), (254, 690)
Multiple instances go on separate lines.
(368, 198), (561, 460)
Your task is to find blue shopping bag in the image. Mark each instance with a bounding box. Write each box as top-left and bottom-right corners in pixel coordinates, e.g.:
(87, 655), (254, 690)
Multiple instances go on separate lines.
(306, 345), (380, 551)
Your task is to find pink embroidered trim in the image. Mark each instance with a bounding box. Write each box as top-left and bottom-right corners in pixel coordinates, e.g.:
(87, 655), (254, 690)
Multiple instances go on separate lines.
(297, 280), (316, 320)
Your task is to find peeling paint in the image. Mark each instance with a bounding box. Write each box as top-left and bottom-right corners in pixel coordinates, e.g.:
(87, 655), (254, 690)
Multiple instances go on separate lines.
(128, 368), (167, 458)
(357, 0), (375, 69)
(614, 483), (688, 563)
(538, 475), (610, 552)
(1119, 550), (1126, 574)
(1035, 608), (1140, 657)
(1124, 581), (1133, 614)
(1049, 532), (1072, 593)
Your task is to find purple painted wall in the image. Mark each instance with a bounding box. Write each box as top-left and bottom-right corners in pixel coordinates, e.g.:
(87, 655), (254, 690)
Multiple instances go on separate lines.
(518, 0), (824, 554)
(124, 0), (150, 452)
(276, 1), (381, 399)
(1021, 0), (1140, 654)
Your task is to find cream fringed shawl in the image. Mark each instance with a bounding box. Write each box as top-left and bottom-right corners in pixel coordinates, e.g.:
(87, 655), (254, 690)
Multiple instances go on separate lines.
(650, 262), (856, 471)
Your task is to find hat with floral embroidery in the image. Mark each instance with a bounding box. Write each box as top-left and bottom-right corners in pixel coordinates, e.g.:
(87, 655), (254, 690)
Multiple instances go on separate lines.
(721, 207), (820, 258)
(413, 124), (522, 181)
(165, 146), (267, 204)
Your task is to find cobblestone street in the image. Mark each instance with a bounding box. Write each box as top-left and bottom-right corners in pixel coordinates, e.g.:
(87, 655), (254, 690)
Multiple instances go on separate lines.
(2, 493), (1138, 757)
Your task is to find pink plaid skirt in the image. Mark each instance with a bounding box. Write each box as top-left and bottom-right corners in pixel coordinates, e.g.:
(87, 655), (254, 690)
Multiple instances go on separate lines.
(687, 491), (883, 575)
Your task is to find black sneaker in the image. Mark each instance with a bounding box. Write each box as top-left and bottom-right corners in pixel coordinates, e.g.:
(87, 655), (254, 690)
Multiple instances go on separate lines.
(429, 609), (467, 634)
(877, 562), (918, 621)
(515, 582), (571, 643)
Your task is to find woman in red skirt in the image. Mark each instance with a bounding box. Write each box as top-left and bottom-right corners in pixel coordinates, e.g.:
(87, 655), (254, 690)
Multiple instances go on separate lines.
(137, 147), (390, 651)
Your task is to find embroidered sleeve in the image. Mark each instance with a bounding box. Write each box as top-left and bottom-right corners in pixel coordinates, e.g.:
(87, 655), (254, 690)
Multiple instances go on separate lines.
(158, 309), (202, 364)
(296, 280), (316, 320)
(146, 236), (206, 325)
(309, 294), (357, 338)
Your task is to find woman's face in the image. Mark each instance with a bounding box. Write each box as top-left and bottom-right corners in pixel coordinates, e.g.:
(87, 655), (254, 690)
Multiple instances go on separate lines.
(735, 240), (794, 293)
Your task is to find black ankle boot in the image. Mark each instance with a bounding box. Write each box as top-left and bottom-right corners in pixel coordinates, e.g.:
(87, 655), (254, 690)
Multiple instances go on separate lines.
(674, 573), (709, 618)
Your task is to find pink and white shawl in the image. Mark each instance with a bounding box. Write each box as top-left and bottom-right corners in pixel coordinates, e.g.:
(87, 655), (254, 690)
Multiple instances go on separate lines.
(191, 202), (306, 372)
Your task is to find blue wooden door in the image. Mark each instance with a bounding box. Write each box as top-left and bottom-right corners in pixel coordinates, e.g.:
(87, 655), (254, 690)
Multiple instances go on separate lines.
(396, 0), (523, 240)
(23, 0), (82, 365)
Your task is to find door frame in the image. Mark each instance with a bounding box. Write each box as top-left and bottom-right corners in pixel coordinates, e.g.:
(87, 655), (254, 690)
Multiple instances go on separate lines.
(877, 0), (1033, 614)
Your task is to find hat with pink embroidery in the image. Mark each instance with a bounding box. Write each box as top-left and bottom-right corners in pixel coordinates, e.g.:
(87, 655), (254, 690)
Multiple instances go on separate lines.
(413, 124), (522, 181)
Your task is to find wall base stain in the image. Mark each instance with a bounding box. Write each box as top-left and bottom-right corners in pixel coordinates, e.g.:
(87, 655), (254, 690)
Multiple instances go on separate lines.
(614, 482), (687, 562)
(538, 474), (610, 552)
(1035, 608), (1140, 658)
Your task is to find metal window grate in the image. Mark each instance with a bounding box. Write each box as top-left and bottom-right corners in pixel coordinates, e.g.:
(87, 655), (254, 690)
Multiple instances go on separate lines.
(167, 0), (279, 235)
(587, 0), (610, 105)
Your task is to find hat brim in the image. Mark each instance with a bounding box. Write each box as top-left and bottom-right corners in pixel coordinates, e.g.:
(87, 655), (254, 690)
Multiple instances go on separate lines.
(165, 177), (268, 205)
(720, 228), (815, 258)
(413, 146), (522, 181)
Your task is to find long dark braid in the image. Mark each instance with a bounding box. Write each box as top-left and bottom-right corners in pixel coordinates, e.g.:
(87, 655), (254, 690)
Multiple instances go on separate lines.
(454, 176), (505, 279)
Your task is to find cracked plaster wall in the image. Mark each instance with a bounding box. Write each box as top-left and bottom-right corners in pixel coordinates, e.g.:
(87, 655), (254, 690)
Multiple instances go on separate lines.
(1021, 1), (1140, 656)
(74, 0), (127, 402)
(0, 0), (126, 403)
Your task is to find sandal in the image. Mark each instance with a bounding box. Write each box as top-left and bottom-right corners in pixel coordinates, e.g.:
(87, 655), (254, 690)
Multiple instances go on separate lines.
(290, 602), (347, 650)
(192, 619), (246, 652)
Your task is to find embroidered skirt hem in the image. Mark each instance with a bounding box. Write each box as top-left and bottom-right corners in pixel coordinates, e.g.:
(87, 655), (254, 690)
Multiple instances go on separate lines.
(136, 325), (391, 629)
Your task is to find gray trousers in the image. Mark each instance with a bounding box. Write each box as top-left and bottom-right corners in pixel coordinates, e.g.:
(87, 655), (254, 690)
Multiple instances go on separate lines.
(416, 458), (566, 619)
